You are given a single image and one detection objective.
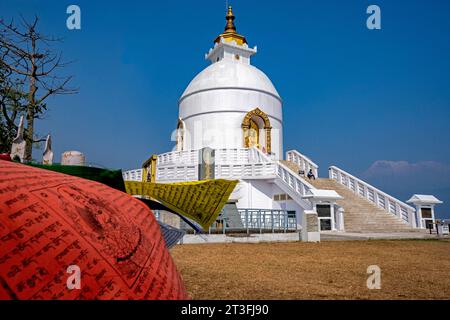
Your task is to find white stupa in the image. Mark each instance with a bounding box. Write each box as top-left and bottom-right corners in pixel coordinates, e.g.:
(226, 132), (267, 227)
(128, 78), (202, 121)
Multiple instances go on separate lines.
(124, 7), (441, 241)
(178, 7), (282, 158)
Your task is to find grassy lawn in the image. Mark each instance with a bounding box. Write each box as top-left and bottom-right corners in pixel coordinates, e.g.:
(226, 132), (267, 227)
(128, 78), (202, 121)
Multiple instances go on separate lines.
(171, 240), (450, 300)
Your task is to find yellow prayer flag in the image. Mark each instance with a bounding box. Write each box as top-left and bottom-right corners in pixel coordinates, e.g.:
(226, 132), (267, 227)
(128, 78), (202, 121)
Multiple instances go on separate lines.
(125, 179), (238, 230)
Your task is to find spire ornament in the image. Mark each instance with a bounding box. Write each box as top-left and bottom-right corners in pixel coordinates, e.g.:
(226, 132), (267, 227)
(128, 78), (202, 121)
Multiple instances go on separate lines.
(214, 6), (247, 45)
(224, 6), (237, 33)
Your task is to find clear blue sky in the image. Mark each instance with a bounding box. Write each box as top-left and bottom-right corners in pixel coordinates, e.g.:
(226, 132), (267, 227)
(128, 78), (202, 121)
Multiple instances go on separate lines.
(2, 0), (450, 217)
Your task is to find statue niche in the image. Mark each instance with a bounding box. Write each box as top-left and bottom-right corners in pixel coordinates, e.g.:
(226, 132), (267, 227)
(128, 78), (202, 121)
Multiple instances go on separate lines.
(242, 108), (272, 154)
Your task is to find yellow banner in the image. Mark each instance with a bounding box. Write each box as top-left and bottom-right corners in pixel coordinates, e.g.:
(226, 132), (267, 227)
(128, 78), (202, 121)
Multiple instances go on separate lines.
(125, 179), (238, 230)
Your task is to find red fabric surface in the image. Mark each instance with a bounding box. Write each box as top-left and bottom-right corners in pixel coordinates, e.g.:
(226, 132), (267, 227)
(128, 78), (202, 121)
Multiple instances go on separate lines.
(0, 154), (11, 161)
(0, 160), (188, 300)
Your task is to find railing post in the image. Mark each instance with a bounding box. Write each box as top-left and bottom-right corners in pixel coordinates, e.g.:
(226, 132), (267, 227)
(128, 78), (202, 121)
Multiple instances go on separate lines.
(259, 210), (262, 234)
(374, 192), (379, 208)
(409, 208), (417, 228)
(395, 203), (402, 220)
(245, 209), (249, 235)
(271, 210), (274, 233)
(223, 215), (226, 234)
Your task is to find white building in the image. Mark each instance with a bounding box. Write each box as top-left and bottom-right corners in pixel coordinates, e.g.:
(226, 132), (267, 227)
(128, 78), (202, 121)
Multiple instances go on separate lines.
(124, 7), (441, 240)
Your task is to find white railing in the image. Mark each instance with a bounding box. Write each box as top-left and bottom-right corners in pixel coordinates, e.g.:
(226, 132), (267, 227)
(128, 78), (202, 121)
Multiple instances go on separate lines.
(123, 148), (316, 207)
(157, 147), (270, 167)
(286, 150), (319, 178)
(122, 169), (143, 182)
(156, 165), (198, 182)
(155, 147), (276, 182)
(236, 209), (297, 232)
(329, 166), (416, 227)
(215, 147), (271, 164)
(274, 161), (315, 209)
(215, 162), (276, 179)
(157, 149), (198, 166)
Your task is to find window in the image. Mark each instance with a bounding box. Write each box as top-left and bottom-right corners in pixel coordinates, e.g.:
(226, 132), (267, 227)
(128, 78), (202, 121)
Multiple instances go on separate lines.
(317, 204), (331, 217)
(320, 219), (332, 231)
(287, 211), (296, 218)
(421, 208), (432, 219)
(317, 204), (332, 231)
(273, 194), (292, 201)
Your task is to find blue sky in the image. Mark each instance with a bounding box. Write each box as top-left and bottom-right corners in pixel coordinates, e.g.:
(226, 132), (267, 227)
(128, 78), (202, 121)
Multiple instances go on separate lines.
(1, 0), (450, 217)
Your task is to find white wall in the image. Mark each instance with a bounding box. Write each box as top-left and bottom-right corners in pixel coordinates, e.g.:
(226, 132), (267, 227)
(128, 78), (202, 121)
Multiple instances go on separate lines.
(231, 180), (305, 227)
(232, 179), (274, 209)
(179, 88), (283, 159)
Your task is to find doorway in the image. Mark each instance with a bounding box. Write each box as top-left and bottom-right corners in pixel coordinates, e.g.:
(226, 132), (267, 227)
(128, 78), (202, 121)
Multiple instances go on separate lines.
(317, 204), (332, 231)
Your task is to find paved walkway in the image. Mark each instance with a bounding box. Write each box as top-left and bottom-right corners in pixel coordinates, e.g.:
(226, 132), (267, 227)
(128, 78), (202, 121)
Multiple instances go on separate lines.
(181, 232), (301, 244)
(320, 231), (445, 241)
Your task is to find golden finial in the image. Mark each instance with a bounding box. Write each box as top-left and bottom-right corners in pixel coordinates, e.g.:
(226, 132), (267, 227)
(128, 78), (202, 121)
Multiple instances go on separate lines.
(214, 5), (247, 45)
(224, 6), (236, 33)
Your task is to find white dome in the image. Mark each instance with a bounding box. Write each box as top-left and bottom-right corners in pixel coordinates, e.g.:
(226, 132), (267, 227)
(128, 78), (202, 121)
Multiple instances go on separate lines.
(180, 60), (281, 102)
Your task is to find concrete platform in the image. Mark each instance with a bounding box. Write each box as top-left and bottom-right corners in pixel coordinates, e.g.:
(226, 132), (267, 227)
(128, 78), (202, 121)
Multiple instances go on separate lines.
(176, 231), (446, 244)
(180, 232), (301, 244)
(320, 231), (444, 241)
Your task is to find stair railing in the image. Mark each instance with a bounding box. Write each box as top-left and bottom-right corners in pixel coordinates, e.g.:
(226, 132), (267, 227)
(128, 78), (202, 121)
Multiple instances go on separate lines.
(286, 150), (319, 178)
(329, 166), (417, 227)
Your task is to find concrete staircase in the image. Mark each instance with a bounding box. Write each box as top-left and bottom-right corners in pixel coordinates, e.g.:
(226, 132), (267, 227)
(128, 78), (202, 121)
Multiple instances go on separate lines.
(221, 203), (244, 229)
(281, 160), (419, 233)
(279, 160), (308, 178)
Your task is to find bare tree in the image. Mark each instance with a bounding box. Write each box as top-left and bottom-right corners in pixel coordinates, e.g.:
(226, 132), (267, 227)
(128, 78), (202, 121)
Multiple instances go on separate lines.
(0, 15), (77, 161)
(0, 63), (25, 153)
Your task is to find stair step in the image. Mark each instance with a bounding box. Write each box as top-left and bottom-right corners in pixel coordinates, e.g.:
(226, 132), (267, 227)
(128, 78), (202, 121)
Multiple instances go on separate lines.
(282, 160), (417, 233)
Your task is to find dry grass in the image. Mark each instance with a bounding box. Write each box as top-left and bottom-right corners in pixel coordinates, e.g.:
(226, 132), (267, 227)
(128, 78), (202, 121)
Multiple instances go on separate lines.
(171, 240), (450, 300)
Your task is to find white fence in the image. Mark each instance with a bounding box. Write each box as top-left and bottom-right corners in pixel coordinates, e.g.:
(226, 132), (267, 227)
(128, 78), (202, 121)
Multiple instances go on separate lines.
(216, 147), (272, 164)
(214, 148), (276, 179)
(215, 162), (276, 179)
(157, 149), (198, 166)
(237, 209), (298, 233)
(274, 162), (315, 209)
(329, 166), (416, 227)
(122, 169), (143, 182)
(156, 165), (198, 182)
(123, 148), (275, 182)
(175, 209), (298, 234)
(286, 150), (319, 178)
(155, 147), (277, 181)
(157, 148), (270, 167)
(122, 148), (317, 210)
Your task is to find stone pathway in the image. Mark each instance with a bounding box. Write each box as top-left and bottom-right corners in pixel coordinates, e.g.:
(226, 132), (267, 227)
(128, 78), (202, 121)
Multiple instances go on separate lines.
(320, 231), (444, 241)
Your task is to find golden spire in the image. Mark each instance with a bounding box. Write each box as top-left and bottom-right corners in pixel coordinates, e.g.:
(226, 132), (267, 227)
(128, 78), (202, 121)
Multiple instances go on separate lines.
(214, 6), (247, 45)
(224, 6), (237, 33)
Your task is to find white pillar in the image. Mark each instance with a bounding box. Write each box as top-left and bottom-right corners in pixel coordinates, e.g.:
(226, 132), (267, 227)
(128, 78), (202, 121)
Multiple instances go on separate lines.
(330, 203), (336, 231)
(338, 207), (345, 231)
(301, 210), (320, 242)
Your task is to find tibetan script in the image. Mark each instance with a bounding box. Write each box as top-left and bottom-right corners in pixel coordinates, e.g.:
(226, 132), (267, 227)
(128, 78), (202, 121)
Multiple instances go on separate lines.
(125, 179), (238, 230)
(0, 160), (188, 300)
